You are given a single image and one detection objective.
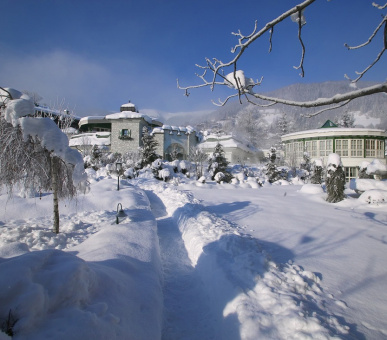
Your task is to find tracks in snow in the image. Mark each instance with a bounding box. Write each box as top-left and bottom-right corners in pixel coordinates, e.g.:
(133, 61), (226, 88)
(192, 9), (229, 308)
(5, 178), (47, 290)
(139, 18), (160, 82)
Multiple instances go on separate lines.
(145, 190), (215, 340)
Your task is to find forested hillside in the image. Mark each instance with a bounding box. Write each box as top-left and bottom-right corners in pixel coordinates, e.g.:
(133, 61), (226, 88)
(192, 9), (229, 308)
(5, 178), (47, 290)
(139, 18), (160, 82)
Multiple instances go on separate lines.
(168, 81), (387, 149)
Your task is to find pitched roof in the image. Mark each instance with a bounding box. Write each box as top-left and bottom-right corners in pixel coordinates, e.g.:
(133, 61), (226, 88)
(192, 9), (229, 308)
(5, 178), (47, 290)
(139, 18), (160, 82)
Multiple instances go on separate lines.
(320, 120), (338, 128)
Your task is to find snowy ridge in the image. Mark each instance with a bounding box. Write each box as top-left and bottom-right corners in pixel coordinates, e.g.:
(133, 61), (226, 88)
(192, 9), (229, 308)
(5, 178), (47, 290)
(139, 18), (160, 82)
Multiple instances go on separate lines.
(136, 179), (350, 339)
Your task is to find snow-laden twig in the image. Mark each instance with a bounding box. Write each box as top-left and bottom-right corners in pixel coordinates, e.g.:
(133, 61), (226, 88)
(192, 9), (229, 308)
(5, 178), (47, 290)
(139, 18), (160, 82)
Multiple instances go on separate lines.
(372, 2), (387, 9)
(293, 11), (306, 77)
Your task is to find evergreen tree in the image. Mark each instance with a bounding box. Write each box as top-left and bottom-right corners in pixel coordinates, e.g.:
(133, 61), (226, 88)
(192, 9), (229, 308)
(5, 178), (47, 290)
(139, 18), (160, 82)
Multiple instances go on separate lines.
(208, 142), (232, 182)
(310, 160), (323, 184)
(265, 147), (282, 183)
(140, 126), (159, 167)
(325, 154), (346, 203)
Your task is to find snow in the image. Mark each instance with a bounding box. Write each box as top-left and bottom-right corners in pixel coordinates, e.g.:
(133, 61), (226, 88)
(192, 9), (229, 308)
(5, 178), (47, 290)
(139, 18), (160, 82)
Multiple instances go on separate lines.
(1, 168), (387, 339)
(366, 159), (387, 175)
(225, 70), (254, 91)
(69, 132), (111, 147)
(201, 135), (252, 152)
(350, 178), (387, 192)
(106, 112), (153, 124)
(327, 153), (342, 171)
(3, 91), (87, 186)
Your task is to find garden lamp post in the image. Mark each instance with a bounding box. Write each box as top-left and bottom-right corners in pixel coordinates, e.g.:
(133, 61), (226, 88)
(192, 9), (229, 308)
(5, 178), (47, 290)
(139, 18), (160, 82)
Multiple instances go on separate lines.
(116, 162), (122, 190)
(116, 203), (127, 224)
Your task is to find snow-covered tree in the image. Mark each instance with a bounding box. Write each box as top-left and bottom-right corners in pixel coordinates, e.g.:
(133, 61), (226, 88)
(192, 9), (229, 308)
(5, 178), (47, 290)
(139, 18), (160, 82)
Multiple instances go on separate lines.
(265, 147), (282, 183)
(139, 126), (159, 167)
(189, 146), (208, 179)
(178, 1), (387, 116)
(310, 159), (323, 184)
(337, 111), (355, 128)
(0, 87), (87, 233)
(325, 153), (346, 203)
(277, 113), (290, 135)
(234, 108), (262, 148)
(208, 142), (232, 182)
(358, 161), (373, 179)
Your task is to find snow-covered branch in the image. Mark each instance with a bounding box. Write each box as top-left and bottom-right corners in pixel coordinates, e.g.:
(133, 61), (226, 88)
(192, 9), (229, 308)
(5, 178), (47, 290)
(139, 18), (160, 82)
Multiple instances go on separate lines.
(249, 83), (387, 109)
(178, 1), (387, 114)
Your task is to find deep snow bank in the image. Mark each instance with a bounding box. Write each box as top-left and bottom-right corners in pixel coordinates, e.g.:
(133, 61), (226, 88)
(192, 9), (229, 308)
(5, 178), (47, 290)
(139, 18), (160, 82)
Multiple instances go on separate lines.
(137, 178), (350, 339)
(0, 182), (163, 340)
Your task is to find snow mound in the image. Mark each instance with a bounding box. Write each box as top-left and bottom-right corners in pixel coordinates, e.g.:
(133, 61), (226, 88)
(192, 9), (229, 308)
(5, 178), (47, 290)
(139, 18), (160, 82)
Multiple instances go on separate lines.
(300, 184), (324, 194)
(350, 179), (387, 193)
(358, 190), (387, 205)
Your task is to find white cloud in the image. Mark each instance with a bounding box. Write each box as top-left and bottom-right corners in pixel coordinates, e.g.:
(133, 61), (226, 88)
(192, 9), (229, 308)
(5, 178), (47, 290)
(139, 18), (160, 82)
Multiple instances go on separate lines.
(0, 50), (113, 114)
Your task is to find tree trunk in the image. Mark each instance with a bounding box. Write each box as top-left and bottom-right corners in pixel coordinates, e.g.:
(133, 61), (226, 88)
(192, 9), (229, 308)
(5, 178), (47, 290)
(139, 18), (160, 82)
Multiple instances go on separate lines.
(51, 156), (60, 234)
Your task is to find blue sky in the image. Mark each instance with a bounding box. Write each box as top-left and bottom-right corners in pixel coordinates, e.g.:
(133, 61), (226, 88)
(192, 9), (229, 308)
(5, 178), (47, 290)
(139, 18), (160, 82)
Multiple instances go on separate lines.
(1, 0), (386, 117)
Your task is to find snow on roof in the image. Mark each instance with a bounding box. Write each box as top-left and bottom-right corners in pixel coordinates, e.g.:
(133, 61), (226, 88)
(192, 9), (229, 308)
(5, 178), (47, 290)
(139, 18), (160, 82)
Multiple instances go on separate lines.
(200, 134), (251, 152)
(106, 112), (153, 124)
(282, 127), (387, 140)
(121, 102), (135, 107)
(160, 125), (196, 134)
(79, 116), (107, 123)
(69, 132), (111, 147)
(152, 127), (164, 134)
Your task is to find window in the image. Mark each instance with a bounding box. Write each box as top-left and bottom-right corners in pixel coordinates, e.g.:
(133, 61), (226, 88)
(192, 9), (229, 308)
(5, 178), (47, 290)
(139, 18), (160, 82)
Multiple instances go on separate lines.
(336, 139), (349, 157)
(119, 129), (131, 140)
(350, 139), (363, 157)
(285, 141), (303, 160)
(366, 139), (384, 158)
(305, 141), (317, 157)
(344, 167), (358, 181)
(318, 140), (332, 157)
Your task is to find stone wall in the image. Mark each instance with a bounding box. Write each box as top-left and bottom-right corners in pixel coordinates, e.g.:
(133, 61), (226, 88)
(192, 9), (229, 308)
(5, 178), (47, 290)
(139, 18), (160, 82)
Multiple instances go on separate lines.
(110, 118), (148, 154)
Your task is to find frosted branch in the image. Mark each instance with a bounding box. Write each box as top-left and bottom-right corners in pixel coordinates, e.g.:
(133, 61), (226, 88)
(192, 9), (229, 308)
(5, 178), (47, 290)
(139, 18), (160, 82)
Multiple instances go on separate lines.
(269, 27), (274, 52)
(344, 15), (387, 50)
(178, 0), (387, 115)
(301, 100), (352, 118)
(344, 18), (387, 82)
(293, 11), (306, 77)
(372, 2), (387, 9)
(249, 83), (387, 108)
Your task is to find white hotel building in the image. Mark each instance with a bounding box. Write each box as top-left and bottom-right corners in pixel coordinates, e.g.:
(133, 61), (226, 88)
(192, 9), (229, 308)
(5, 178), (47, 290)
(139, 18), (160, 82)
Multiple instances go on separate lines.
(281, 120), (387, 180)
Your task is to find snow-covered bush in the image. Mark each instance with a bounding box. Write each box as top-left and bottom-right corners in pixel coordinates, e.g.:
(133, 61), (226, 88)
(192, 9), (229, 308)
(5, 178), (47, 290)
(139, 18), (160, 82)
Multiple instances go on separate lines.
(124, 167), (136, 179)
(358, 190), (387, 205)
(158, 168), (171, 182)
(179, 160), (189, 175)
(358, 161), (373, 179)
(325, 153), (346, 203)
(214, 171), (225, 183)
(198, 176), (206, 183)
(366, 159), (387, 180)
(349, 178), (387, 193)
(310, 159), (324, 184)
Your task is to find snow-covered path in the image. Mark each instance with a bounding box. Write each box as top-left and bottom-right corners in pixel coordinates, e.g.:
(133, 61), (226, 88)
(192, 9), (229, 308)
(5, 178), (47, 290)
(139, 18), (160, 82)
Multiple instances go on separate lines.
(139, 179), (352, 339)
(145, 190), (214, 340)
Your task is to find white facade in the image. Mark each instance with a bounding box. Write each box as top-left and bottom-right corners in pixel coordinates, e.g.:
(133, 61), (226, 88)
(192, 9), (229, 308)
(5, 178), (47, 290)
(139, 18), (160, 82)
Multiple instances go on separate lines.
(281, 123), (387, 179)
(200, 135), (264, 164)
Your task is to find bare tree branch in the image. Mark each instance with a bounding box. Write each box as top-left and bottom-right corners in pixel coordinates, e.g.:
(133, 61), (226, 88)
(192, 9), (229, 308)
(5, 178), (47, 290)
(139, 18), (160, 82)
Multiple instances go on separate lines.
(372, 2), (387, 10)
(293, 11), (306, 77)
(178, 1), (387, 114)
(249, 83), (387, 108)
